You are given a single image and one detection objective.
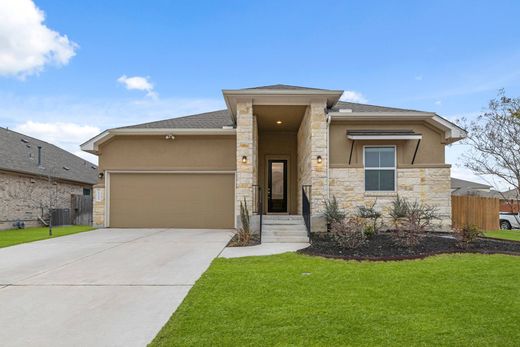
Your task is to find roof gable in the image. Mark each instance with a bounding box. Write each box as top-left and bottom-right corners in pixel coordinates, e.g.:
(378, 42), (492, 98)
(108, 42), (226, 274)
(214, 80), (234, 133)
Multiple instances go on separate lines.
(240, 84), (334, 91)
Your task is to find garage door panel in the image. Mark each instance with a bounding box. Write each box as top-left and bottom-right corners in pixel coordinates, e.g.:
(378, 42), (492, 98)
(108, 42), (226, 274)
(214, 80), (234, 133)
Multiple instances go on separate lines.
(109, 173), (234, 228)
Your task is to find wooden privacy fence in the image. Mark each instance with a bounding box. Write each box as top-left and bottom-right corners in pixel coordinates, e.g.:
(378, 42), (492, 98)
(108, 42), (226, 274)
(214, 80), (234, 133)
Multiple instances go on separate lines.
(71, 194), (93, 226)
(451, 195), (499, 230)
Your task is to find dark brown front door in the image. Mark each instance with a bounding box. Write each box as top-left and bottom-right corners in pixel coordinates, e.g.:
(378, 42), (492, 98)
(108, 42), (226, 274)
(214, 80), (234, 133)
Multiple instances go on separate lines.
(267, 160), (288, 213)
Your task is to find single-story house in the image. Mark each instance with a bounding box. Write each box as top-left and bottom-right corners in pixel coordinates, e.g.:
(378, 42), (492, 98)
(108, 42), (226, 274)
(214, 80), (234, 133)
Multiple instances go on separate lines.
(81, 84), (466, 239)
(0, 127), (98, 230)
(497, 188), (520, 213)
(451, 177), (492, 196)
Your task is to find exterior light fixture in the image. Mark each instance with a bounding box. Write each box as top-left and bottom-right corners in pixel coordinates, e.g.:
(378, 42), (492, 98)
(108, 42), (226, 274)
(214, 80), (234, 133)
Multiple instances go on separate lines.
(242, 156), (248, 163)
(98, 172), (104, 179)
(165, 135), (175, 140)
(276, 120), (283, 125)
(317, 155), (322, 164)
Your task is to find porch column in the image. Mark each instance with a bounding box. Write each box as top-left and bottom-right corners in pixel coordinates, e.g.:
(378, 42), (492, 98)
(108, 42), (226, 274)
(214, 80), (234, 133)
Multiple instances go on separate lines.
(310, 101), (328, 232)
(236, 100), (255, 224)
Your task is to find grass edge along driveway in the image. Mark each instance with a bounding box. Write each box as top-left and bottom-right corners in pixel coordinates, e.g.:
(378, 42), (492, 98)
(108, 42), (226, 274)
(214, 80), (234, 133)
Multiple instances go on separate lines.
(484, 229), (520, 241)
(151, 252), (520, 346)
(0, 225), (94, 248)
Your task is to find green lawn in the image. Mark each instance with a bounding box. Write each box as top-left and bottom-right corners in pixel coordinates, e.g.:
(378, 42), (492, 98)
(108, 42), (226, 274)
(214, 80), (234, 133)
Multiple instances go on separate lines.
(483, 229), (520, 241)
(0, 225), (94, 248)
(152, 253), (520, 346)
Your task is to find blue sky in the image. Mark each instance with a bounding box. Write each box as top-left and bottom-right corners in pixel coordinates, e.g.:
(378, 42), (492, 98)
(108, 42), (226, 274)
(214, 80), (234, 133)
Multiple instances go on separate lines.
(1, 0), (519, 189)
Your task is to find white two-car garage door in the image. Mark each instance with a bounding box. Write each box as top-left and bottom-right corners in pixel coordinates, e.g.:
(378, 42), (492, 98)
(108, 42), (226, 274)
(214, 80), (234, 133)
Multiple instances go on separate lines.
(108, 172), (235, 229)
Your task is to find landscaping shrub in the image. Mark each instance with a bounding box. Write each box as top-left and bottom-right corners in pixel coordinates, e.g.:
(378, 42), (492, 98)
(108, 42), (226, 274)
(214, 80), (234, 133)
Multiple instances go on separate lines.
(455, 224), (482, 248)
(330, 217), (366, 249)
(235, 198), (252, 246)
(324, 196), (346, 227)
(389, 194), (409, 228)
(356, 202), (382, 237)
(389, 195), (440, 246)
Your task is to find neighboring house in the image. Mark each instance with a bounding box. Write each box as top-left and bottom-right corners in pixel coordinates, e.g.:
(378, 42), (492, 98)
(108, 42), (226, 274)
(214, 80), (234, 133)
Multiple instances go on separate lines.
(451, 177), (492, 196)
(450, 178), (520, 213)
(81, 84), (466, 237)
(497, 188), (520, 213)
(0, 127), (98, 230)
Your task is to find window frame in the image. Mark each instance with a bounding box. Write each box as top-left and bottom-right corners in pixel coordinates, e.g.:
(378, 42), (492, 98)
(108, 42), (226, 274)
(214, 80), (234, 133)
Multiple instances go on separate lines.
(363, 145), (397, 192)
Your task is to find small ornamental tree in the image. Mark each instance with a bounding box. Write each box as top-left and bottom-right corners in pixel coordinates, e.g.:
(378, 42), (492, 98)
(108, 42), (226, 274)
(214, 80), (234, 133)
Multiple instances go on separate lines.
(459, 90), (520, 224)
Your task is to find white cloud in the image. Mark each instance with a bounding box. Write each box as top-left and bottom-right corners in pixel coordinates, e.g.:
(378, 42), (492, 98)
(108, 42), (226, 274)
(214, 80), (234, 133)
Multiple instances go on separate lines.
(117, 75), (158, 98)
(13, 121), (100, 163)
(0, 0), (77, 78)
(435, 100), (442, 105)
(340, 90), (367, 103)
(0, 93), (226, 164)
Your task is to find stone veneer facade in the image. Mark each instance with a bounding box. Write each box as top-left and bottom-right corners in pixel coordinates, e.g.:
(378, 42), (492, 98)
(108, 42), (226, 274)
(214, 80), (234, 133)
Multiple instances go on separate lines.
(296, 102), (329, 232)
(235, 101), (255, 225)
(0, 171), (89, 230)
(329, 167), (452, 230)
(92, 185), (105, 227)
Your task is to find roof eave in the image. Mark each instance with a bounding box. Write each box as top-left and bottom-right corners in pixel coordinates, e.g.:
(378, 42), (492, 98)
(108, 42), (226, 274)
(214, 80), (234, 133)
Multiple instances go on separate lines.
(80, 128), (236, 155)
(329, 112), (467, 144)
(222, 88), (344, 123)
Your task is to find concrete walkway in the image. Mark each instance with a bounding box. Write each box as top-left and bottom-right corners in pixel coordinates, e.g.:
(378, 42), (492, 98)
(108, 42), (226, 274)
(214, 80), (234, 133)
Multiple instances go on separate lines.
(0, 228), (233, 347)
(219, 242), (309, 258)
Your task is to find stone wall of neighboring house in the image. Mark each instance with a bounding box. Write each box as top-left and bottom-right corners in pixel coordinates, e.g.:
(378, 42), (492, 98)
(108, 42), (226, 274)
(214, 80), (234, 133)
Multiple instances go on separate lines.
(0, 171), (90, 230)
(329, 167), (452, 231)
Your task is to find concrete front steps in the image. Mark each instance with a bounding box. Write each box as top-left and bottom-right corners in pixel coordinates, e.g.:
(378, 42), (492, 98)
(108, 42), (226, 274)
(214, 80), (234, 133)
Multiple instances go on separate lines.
(262, 215), (309, 243)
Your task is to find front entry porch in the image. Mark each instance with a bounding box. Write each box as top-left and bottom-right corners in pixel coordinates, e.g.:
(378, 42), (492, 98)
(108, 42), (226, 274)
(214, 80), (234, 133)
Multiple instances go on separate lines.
(227, 87), (343, 238)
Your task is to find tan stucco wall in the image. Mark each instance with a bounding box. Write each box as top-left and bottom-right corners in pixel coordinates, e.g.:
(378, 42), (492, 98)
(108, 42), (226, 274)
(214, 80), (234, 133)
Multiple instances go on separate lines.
(330, 121), (446, 167)
(108, 173), (235, 228)
(94, 134), (237, 228)
(258, 131), (298, 214)
(98, 135), (236, 171)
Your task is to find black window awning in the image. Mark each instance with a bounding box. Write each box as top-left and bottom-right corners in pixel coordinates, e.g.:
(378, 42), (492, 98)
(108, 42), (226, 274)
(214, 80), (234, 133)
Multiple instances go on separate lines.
(346, 129), (422, 140)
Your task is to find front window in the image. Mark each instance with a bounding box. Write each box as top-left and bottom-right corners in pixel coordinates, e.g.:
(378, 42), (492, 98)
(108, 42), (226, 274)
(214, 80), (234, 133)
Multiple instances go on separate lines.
(364, 147), (396, 191)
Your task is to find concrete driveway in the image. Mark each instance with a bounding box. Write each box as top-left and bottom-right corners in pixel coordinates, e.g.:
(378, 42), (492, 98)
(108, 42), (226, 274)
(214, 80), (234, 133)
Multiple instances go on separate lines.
(0, 228), (233, 347)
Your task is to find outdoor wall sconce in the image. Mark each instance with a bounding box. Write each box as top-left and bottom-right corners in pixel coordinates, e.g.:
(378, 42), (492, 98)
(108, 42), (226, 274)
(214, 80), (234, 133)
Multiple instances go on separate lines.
(98, 172), (104, 179)
(242, 156), (248, 163)
(317, 155), (322, 164)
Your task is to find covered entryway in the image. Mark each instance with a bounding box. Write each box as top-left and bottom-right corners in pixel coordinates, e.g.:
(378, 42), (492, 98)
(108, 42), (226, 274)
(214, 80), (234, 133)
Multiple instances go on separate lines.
(108, 172), (235, 228)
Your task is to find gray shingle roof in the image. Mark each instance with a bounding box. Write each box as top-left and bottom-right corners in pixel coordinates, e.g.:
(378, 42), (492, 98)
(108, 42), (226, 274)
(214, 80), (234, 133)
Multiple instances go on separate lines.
(331, 100), (428, 113)
(451, 178), (492, 190)
(240, 84), (334, 91)
(0, 127), (98, 185)
(116, 86), (432, 131)
(118, 109), (233, 130)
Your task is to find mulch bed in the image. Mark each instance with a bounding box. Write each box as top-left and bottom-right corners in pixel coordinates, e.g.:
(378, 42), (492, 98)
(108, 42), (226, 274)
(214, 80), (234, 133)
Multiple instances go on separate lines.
(298, 232), (520, 261)
(227, 234), (261, 247)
